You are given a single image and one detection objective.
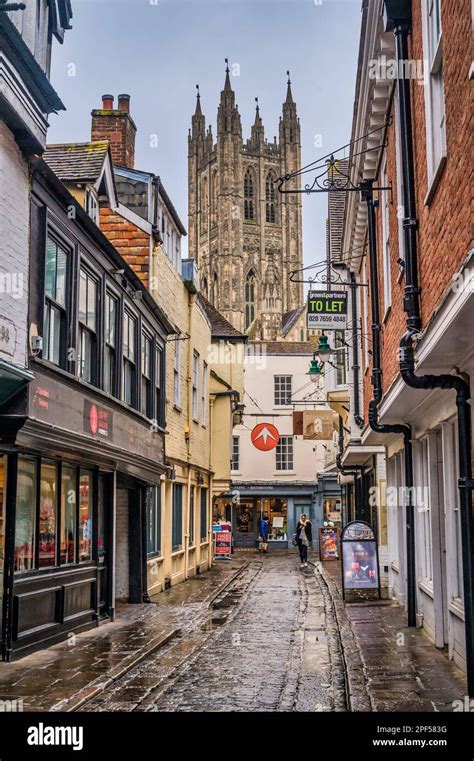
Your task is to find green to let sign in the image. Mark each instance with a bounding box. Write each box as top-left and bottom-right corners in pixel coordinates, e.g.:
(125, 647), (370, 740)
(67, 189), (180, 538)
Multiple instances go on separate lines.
(307, 290), (348, 330)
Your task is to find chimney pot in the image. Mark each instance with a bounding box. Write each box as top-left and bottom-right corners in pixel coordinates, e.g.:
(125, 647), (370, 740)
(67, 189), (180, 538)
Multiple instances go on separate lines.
(102, 94), (114, 110)
(118, 94), (131, 113)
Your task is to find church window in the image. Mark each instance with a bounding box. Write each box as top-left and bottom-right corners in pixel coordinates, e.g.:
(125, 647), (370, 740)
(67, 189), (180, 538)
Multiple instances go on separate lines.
(266, 172), (277, 224)
(244, 169), (255, 221)
(211, 170), (218, 225)
(202, 277), (208, 298)
(212, 272), (219, 305)
(200, 176), (208, 233)
(245, 270), (256, 329)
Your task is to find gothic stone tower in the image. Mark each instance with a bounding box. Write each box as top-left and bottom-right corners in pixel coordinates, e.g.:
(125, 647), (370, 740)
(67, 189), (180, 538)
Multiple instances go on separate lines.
(188, 67), (304, 340)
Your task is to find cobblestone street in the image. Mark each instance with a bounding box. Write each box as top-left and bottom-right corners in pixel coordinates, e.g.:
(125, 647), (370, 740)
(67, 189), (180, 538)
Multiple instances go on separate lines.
(77, 552), (465, 713)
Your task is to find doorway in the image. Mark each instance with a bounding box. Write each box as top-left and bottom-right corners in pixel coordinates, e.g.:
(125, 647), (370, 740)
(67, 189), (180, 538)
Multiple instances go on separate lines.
(98, 474), (112, 618)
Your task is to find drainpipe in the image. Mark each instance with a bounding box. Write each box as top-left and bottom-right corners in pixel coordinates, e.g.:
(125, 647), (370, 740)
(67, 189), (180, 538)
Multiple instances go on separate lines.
(349, 272), (365, 429)
(388, 4), (474, 694)
(335, 415), (366, 518)
(362, 178), (416, 627)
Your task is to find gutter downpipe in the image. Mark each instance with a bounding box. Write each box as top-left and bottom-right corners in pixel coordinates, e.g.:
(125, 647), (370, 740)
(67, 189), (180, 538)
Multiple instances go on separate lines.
(389, 9), (474, 692)
(361, 178), (416, 627)
(336, 415), (366, 519)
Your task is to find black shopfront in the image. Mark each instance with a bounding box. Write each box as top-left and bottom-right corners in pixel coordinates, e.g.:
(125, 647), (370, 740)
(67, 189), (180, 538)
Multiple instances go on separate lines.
(0, 161), (171, 660)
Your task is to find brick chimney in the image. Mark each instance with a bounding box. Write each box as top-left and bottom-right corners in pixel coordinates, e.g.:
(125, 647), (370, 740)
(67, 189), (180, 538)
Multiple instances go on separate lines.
(91, 93), (136, 169)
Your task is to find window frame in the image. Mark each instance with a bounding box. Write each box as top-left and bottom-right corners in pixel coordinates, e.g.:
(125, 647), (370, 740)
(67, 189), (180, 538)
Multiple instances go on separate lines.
(275, 436), (294, 472)
(172, 483), (183, 552)
(231, 436), (240, 472)
(201, 360), (208, 427)
(192, 350), (200, 422)
(104, 290), (119, 397)
(141, 330), (153, 419)
(43, 231), (71, 370)
(122, 308), (138, 409)
(200, 487), (208, 542)
(421, 0), (447, 202)
(77, 264), (99, 386)
(274, 375), (292, 407)
(380, 154), (392, 317)
(147, 486), (162, 558)
(173, 339), (181, 409)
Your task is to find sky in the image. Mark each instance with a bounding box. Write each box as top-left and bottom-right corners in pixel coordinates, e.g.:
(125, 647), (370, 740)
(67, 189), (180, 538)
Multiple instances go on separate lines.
(48, 0), (362, 264)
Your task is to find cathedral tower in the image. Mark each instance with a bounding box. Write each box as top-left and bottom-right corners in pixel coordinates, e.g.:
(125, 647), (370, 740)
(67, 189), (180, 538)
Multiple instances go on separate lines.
(188, 66), (304, 340)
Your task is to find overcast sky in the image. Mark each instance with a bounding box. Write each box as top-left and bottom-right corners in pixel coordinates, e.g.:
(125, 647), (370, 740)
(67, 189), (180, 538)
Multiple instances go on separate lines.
(48, 0), (362, 264)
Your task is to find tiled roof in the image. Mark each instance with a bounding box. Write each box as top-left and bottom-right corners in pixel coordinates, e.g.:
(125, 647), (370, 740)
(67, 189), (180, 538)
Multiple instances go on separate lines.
(199, 295), (247, 340)
(249, 341), (315, 355)
(281, 305), (306, 335)
(44, 141), (110, 182)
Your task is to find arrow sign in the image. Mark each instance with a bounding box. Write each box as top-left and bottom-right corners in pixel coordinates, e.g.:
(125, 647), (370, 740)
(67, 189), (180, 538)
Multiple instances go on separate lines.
(251, 423), (280, 451)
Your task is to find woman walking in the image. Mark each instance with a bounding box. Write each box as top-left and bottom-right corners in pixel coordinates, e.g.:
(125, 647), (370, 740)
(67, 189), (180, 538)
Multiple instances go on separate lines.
(295, 513), (312, 568)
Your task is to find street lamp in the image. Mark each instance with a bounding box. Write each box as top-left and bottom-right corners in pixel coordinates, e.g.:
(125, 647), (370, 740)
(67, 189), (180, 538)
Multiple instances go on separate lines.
(316, 334), (332, 361)
(307, 356), (323, 383)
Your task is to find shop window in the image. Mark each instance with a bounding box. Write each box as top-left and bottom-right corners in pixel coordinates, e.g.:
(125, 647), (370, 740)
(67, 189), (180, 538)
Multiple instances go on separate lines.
(200, 487), (208, 541)
(123, 310), (137, 407)
(104, 292), (118, 396)
(78, 268), (98, 385)
(262, 498), (288, 542)
(147, 487), (161, 557)
(14, 457), (36, 572)
(172, 483), (183, 551)
(44, 235), (69, 368)
(276, 436), (294, 471)
(39, 461), (57, 567)
(141, 332), (153, 418)
(189, 487), (195, 547)
(60, 465), (77, 564)
(79, 470), (93, 562)
(274, 375), (292, 406)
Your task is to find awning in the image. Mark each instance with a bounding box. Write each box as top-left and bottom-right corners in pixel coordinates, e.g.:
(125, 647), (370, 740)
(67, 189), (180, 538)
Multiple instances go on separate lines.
(341, 444), (386, 467)
(0, 360), (34, 406)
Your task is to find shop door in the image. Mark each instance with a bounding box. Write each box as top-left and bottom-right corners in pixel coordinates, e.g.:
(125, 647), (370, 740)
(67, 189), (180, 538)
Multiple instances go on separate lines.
(233, 503), (256, 547)
(98, 474), (112, 618)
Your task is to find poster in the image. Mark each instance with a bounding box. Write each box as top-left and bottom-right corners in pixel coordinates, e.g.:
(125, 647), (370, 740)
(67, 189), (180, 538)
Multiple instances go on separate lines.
(341, 521), (379, 592)
(214, 530), (232, 558)
(319, 527), (340, 560)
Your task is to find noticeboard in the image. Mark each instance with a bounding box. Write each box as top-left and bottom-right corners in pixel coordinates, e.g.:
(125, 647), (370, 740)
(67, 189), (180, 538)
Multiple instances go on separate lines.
(319, 527), (340, 560)
(307, 290), (348, 331)
(214, 530), (232, 559)
(341, 520), (380, 598)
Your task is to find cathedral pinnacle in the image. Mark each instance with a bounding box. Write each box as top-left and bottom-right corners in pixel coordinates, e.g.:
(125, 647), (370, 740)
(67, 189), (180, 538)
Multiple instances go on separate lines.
(194, 84), (202, 116)
(285, 70), (294, 104)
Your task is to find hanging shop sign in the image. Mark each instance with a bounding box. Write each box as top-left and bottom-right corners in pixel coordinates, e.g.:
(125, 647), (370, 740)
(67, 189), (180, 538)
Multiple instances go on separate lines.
(214, 530), (232, 559)
(251, 423), (280, 451)
(307, 290), (348, 330)
(319, 527), (340, 560)
(341, 520), (380, 599)
(302, 410), (334, 440)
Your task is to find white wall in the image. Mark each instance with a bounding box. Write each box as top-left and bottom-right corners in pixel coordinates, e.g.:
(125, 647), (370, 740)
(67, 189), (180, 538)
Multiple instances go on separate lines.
(0, 123), (29, 370)
(233, 352), (329, 482)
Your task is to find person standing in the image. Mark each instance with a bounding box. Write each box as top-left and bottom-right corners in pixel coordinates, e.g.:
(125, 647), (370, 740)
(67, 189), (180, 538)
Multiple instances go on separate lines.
(295, 513), (312, 568)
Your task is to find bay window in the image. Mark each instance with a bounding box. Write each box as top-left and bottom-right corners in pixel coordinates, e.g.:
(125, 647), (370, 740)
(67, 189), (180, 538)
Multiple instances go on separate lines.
(104, 292), (118, 396)
(44, 236), (69, 367)
(78, 268), (98, 384)
(123, 310), (137, 407)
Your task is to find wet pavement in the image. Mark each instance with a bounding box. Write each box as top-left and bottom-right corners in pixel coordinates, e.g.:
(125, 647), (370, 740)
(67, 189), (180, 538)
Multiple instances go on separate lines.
(319, 561), (467, 712)
(0, 559), (245, 712)
(0, 551), (466, 713)
(82, 552), (344, 712)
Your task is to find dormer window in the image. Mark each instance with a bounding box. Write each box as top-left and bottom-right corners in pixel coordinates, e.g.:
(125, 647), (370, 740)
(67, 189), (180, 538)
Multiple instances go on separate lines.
(85, 188), (99, 224)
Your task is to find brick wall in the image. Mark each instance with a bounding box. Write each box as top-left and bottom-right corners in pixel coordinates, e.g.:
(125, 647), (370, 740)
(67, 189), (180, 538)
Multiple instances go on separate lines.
(91, 106), (136, 169)
(0, 124), (29, 369)
(100, 207), (150, 287)
(364, 0), (473, 402)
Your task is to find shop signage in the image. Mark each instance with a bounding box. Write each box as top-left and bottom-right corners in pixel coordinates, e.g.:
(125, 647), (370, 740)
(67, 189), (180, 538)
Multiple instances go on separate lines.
(214, 530), (232, 559)
(0, 315), (16, 356)
(319, 527), (340, 560)
(302, 410), (334, 440)
(341, 520), (380, 599)
(251, 423), (280, 451)
(307, 290), (348, 330)
(84, 400), (113, 439)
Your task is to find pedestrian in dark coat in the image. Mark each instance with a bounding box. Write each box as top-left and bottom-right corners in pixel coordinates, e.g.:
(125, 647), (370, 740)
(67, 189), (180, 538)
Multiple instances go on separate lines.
(295, 513), (312, 568)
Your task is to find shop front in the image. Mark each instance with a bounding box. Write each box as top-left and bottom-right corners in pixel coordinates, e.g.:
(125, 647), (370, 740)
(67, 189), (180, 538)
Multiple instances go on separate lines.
(223, 483), (319, 549)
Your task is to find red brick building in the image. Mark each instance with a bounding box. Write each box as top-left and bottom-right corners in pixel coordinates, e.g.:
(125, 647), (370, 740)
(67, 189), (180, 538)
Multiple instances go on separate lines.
(338, 0), (473, 684)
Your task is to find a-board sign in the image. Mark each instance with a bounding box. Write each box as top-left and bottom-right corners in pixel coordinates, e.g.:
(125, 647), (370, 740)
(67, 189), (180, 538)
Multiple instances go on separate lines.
(341, 520), (380, 598)
(319, 527), (340, 560)
(214, 530), (232, 559)
(307, 290), (348, 330)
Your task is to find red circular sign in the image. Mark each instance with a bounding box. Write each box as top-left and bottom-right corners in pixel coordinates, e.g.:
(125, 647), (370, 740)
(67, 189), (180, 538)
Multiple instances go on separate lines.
(251, 423), (280, 451)
(89, 403), (98, 435)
